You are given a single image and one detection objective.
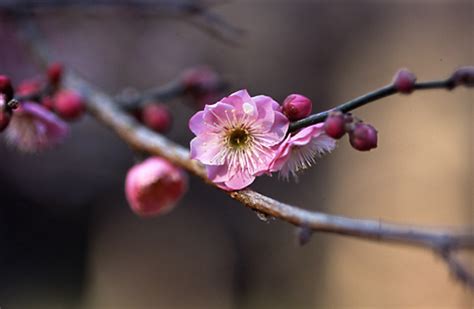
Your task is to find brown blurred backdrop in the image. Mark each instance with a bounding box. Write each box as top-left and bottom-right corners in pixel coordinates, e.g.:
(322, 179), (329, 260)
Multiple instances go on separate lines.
(0, 0), (473, 308)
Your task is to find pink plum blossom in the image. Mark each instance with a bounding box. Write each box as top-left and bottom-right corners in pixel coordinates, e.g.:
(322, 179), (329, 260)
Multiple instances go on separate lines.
(189, 89), (289, 191)
(125, 157), (188, 217)
(269, 123), (336, 180)
(5, 102), (69, 152)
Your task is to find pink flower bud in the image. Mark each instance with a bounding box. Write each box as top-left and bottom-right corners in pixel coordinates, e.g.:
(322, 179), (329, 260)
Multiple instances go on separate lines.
(282, 94), (312, 121)
(0, 75), (14, 102)
(393, 68), (417, 94)
(450, 66), (474, 88)
(47, 63), (63, 86)
(349, 123), (378, 151)
(141, 104), (172, 133)
(125, 157), (188, 217)
(324, 111), (346, 139)
(53, 90), (85, 120)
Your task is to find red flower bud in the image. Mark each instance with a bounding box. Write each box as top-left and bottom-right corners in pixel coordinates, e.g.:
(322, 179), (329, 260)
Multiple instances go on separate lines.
(282, 94), (312, 121)
(125, 157), (188, 217)
(450, 66), (474, 88)
(47, 63), (63, 86)
(0, 75), (14, 102)
(393, 68), (417, 94)
(141, 104), (172, 133)
(324, 111), (346, 139)
(53, 90), (85, 121)
(349, 123), (378, 151)
(17, 79), (42, 97)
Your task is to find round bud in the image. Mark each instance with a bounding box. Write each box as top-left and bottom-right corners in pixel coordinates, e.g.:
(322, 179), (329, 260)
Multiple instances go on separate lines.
(0, 75), (14, 102)
(349, 123), (378, 151)
(141, 104), (172, 133)
(125, 157), (188, 217)
(282, 94), (312, 121)
(47, 63), (63, 86)
(450, 66), (474, 88)
(17, 79), (42, 98)
(53, 90), (85, 121)
(324, 111), (346, 139)
(393, 68), (417, 94)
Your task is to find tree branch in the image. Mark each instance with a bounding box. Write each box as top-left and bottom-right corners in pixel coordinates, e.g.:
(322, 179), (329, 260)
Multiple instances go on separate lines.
(14, 16), (474, 291)
(289, 79), (457, 132)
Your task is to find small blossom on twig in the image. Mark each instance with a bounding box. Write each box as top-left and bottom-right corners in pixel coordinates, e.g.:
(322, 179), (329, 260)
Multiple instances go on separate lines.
(269, 123), (336, 180)
(282, 94), (312, 121)
(5, 102), (69, 152)
(189, 89), (289, 190)
(125, 157), (188, 217)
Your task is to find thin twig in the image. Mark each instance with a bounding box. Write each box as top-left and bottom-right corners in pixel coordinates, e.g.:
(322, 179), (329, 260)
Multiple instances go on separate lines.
(289, 80), (456, 132)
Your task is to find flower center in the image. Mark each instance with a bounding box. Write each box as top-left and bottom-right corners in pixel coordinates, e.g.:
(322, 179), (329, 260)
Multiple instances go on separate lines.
(227, 128), (250, 149)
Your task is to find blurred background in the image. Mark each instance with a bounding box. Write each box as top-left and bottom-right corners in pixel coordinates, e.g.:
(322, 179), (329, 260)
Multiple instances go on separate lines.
(0, 0), (473, 308)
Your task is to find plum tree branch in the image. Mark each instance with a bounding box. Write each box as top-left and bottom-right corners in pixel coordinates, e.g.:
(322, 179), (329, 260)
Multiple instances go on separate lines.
(16, 18), (474, 291)
(289, 79), (463, 132)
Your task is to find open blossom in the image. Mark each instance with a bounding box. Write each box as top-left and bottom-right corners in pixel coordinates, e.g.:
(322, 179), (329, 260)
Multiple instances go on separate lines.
(5, 102), (69, 152)
(189, 89), (289, 190)
(269, 123), (336, 180)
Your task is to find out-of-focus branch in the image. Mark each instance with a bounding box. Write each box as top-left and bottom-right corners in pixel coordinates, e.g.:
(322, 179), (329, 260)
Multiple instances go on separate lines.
(16, 18), (474, 290)
(2, 0), (243, 45)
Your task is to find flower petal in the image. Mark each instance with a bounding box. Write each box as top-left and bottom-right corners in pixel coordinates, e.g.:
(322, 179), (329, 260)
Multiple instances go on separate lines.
(207, 164), (230, 183)
(224, 169), (255, 190)
(190, 135), (224, 165)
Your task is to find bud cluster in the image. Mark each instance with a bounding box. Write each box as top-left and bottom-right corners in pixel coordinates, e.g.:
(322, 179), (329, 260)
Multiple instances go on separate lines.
(0, 63), (86, 132)
(323, 111), (378, 151)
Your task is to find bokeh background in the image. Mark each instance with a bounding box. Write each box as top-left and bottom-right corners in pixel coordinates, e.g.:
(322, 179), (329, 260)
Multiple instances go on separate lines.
(0, 0), (473, 308)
